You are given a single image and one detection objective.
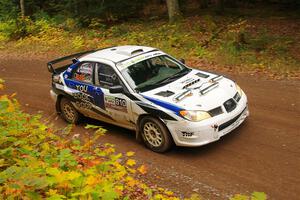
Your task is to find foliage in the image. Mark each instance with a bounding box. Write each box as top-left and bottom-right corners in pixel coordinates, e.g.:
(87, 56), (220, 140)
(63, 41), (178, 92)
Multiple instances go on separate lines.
(230, 192), (267, 200)
(0, 81), (180, 199)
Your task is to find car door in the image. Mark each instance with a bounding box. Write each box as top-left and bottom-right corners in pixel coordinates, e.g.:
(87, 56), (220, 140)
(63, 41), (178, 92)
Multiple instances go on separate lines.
(64, 61), (95, 110)
(93, 62), (134, 128)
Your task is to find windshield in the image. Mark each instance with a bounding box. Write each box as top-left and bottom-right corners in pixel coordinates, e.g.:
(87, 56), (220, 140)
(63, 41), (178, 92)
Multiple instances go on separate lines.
(121, 55), (191, 92)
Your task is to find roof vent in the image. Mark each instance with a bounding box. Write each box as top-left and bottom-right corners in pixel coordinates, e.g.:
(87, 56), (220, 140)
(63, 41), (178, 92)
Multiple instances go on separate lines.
(131, 49), (144, 55)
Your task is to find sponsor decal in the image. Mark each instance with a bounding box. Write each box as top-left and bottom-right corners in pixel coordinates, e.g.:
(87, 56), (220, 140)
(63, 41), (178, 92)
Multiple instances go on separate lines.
(73, 92), (90, 102)
(76, 85), (88, 93)
(75, 101), (92, 109)
(104, 96), (127, 112)
(78, 65), (93, 74)
(116, 52), (164, 70)
(74, 74), (86, 81)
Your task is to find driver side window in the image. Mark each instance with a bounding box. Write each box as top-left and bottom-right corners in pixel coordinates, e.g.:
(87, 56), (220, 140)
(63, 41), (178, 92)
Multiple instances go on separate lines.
(96, 63), (119, 89)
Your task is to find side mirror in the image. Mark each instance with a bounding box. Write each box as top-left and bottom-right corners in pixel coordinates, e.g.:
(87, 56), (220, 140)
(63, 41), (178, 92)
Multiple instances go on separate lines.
(72, 58), (78, 64)
(179, 58), (185, 64)
(109, 85), (123, 94)
(47, 64), (55, 73)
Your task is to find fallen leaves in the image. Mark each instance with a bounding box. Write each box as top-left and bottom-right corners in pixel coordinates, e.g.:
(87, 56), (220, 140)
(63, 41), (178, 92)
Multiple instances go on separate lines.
(137, 165), (147, 175)
(126, 151), (135, 157)
(126, 159), (136, 167)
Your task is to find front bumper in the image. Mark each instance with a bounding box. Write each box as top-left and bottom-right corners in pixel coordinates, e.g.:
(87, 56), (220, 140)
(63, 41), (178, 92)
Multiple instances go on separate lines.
(166, 92), (249, 147)
(50, 89), (58, 102)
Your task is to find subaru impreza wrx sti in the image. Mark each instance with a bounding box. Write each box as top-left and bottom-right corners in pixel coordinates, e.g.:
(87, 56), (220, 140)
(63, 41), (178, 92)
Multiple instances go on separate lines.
(47, 45), (249, 152)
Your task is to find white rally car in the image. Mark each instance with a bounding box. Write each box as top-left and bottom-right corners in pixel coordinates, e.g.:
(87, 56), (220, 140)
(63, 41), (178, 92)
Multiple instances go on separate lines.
(47, 45), (249, 152)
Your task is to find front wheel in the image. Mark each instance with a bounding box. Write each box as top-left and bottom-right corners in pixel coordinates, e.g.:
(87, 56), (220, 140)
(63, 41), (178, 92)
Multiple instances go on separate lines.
(140, 117), (173, 153)
(60, 98), (80, 124)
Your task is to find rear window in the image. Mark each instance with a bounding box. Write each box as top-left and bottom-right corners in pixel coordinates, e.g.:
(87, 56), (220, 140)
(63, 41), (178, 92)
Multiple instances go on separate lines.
(72, 62), (94, 84)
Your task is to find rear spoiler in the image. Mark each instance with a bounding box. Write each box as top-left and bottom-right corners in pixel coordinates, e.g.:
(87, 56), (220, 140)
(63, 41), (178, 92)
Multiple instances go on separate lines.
(47, 47), (113, 74)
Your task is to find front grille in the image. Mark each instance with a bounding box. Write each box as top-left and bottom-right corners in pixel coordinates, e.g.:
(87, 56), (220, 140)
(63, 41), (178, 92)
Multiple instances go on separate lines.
(218, 107), (247, 131)
(233, 92), (241, 102)
(208, 106), (223, 117)
(223, 98), (237, 113)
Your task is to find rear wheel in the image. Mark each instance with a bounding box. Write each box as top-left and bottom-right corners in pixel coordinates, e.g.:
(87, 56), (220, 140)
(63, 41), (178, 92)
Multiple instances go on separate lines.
(60, 98), (80, 124)
(140, 117), (173, 153)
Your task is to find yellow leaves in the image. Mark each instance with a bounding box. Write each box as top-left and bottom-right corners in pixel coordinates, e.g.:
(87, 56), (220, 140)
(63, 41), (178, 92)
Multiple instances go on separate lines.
(46, 168), (81, 185)
(0, 159), (8, 167)
(47, 189), (58, 196)
(115, 185), (124, 196)
(137, 164), (147, 175)
(104, 147), (115, 154)
(0, 95), (16, 112)
(126, 151), (135, 157)
(10, 92), (17, 98)
(164, 190), (174, 196)
(126, 159), (136, 167)
(86, 175), (99, 186)
(126, 176), (138, 187)
(67, 171), (81, 180)
(0, 78), (4, 90)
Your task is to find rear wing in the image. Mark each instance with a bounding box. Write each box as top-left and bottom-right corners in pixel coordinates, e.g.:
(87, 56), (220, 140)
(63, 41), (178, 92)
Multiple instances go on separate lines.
(47, 47), (113, 74)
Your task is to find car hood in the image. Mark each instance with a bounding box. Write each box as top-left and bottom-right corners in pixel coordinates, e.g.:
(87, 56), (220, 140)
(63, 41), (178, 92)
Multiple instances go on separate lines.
(141, 69), (238, 111)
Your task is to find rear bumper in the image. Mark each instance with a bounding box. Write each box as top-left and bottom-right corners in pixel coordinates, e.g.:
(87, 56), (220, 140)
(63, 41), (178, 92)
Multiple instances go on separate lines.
(166, 92), (249, 147)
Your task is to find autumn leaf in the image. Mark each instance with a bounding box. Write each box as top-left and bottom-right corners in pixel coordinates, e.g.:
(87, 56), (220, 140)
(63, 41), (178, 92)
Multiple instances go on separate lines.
(10, 92), (17, 98)
(0, 78), (4, 90)
(126, 159), (136, 166)
(251, 192), (267, 200)
(137, 165), (147, 175)
(7, 99), (15, 112)
(86, 176), (99, 186)
(126, 151), (135, 157)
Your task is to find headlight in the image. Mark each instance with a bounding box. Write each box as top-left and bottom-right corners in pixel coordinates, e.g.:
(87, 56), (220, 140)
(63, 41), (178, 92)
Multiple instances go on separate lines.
(179, 110), (211, 122)
(235, 83), (243, 96)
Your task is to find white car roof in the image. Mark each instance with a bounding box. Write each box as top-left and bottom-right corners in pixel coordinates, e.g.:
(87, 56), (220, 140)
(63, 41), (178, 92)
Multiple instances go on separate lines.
(81, 45), (157, 63)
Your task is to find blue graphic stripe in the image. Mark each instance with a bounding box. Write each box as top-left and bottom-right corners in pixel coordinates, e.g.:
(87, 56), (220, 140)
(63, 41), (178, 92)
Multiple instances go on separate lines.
(142, 95), (183, 115)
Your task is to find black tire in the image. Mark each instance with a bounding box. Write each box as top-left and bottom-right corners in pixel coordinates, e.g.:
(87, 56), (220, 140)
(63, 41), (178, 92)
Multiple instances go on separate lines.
(60, 98), (80, 124)
(140, 116), (173, 153)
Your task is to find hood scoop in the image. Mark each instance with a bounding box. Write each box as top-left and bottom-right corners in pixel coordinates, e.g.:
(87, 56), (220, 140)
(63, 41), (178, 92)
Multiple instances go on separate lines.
(182, 78), (201, 89)
(196, 72), (210, 78)
(155, 90), (175, 97)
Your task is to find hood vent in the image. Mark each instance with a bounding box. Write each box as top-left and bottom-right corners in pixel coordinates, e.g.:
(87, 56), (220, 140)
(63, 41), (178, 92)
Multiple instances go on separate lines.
(155, 90), (174, 97)
(182, 78), (200, 89)
(196, 72), (210, 78)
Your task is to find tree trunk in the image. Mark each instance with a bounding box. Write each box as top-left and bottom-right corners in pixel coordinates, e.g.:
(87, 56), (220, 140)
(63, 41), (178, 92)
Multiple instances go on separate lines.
(20, 0), (25, 18)
(198, 0), (208, 9)
(216, 0), (224, 14)
(166, 0), (181, 23)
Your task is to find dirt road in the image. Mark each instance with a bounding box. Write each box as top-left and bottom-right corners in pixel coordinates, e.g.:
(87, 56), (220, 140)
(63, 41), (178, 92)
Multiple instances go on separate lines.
(0, 58), (299, 199)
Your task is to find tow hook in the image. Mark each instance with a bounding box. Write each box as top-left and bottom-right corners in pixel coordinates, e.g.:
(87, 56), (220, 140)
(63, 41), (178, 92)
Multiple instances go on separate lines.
(211, 124), (219, 131)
